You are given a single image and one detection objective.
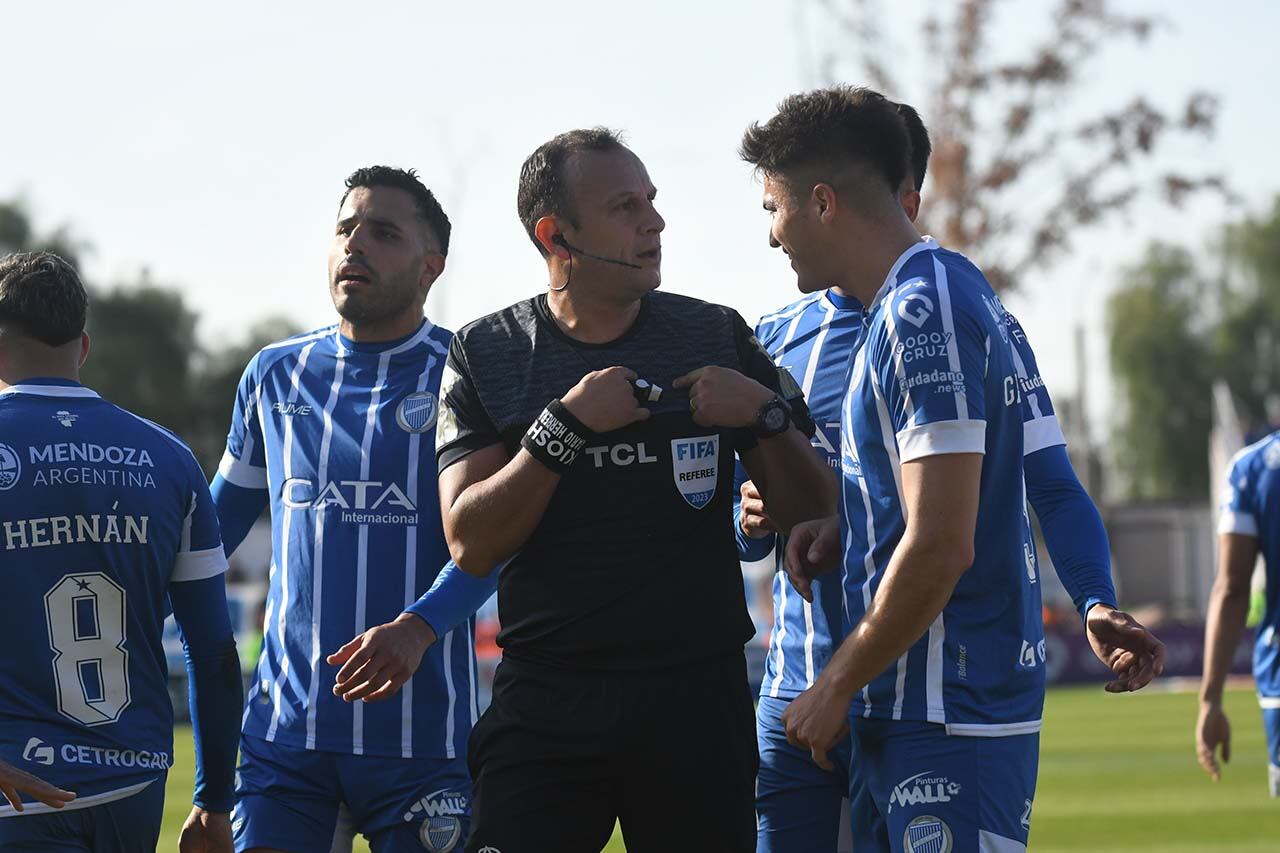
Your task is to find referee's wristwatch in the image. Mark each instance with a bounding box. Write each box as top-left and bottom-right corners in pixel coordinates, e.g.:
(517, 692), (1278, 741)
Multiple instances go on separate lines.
(751, 395), (792, 439)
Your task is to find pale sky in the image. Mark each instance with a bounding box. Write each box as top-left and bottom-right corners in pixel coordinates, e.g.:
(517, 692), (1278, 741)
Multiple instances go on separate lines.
(2, 0), (1273, 451)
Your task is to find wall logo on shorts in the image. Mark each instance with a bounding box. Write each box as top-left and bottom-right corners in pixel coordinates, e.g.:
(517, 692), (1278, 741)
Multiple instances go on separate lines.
(904, 815), (952, 853)
(671, 434), (719, 509)
(397, 392), (438, 434)
(0, 443), (20, 490)
(405, 788), (467, 851)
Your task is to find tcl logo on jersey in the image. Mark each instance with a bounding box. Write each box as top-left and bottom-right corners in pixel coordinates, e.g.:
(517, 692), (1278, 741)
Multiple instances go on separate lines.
(282, 478), (416, 511)
(584, 442), (658, 468)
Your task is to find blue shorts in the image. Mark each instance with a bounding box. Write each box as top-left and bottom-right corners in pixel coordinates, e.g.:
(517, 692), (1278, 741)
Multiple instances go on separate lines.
(233, 734), (471, 853)
(0, 776), (164, 853)
(851, 716), (1039, 853)
(1262, 705), (1280, 797)
(757, 694), (867, 853)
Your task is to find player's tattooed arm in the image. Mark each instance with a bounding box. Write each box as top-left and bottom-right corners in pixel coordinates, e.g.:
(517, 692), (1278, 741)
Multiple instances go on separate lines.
(0, 757), (75, 812)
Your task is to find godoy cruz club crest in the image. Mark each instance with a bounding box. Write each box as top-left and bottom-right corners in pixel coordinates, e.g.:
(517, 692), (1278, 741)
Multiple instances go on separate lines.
(397, 392), (438, 434)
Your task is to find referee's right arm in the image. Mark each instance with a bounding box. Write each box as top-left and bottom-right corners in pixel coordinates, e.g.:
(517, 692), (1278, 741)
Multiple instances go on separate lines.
(438, 361), (648, 575)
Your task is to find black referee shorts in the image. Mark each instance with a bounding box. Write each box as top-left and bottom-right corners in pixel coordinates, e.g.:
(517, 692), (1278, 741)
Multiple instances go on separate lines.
(464, 650), (758, 853)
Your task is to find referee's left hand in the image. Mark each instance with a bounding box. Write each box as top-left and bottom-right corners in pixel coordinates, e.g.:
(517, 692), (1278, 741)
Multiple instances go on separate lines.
(674, 366), (773, 428)
(781, 678), (850, 772)
(329, 613), (437, 703)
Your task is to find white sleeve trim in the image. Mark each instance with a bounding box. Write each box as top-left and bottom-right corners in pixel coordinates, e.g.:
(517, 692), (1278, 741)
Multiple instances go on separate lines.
(1023, 415), (1066, 456)
(171, 546), (229, 583)
(1218, 510), (1259, 536)
(218, 449), (268, 489)
(897, 420), (987, 464)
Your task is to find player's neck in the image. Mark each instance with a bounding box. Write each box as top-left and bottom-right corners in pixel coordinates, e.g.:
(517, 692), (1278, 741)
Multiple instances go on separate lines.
(837, 216), (923, 306)
(0, 350), (81, 390)
(339, 310), (425, 344)
(546, 287), (643, 345)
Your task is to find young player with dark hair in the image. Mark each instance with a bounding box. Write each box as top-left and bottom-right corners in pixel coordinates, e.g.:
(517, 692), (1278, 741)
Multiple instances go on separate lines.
(0, 251), (241, 852)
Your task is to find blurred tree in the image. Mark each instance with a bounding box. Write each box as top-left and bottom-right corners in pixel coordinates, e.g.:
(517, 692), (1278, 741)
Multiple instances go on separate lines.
(187, 316), (303, 472)
(3, 197), (301, 475)
(1211, 198), (1280, 433)
(0, 200), (87, 270)
(813, 0), (1230, 291)
(1106, 244), (1213, 500)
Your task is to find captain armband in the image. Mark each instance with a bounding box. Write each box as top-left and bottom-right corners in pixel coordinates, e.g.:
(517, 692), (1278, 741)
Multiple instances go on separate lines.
(521, 399), (595, 474)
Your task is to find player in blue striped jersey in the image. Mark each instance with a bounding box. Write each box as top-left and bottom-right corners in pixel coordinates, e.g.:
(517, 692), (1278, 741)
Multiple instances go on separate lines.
(1199, 430), (1280, 794)
(211, 168), (474, 853)
(741, 87), (1164, 853)
(0, 252), (241, 852)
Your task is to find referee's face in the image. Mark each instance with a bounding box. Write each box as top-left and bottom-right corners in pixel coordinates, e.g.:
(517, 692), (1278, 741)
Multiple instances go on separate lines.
(561, 147), (665, 297)
(328, 186), (443, 328)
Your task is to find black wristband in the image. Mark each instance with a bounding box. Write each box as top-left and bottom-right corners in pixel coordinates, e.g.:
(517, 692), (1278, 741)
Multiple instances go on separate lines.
(521, 399), (594, 473)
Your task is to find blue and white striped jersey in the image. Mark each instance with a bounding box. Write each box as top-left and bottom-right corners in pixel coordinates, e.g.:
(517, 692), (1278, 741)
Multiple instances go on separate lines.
(218, 319), (475, 759)
(1218, 430), (1280, 699)
(839, 238), (1043, 735)
(0, 380), (227, 811)
(750, 289), (864, 699)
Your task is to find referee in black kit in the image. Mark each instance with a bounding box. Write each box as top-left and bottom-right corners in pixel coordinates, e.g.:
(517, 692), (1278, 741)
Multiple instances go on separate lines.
(435, 128), (835, 853)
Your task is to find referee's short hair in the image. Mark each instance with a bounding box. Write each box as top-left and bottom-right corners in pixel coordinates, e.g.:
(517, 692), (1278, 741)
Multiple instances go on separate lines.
(0, 251), (87, 347)
(517, 127), (626, 257)
(740, 86), (910, 209)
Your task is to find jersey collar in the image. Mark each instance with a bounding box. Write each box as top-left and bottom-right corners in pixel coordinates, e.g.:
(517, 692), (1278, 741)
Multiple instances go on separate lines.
(335, 317), (431, 356)
(824, 288), (863, 312)
(0, 378), (100, 399)
(867, 236), (939, 315)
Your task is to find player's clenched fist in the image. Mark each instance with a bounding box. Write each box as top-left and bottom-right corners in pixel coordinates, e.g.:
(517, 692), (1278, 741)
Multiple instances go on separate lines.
(784, 515), (841, 602)
(562, 366), (652, 433)
(739, 479), (777, 539)
(674, 366), (773, 428)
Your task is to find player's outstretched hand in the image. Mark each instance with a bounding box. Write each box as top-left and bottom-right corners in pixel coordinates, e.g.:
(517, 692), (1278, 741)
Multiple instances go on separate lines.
(673, 366), (773, 429)
(781, 678), (850, 771)
(1085, 604), (1166, 692)
(0, 757), (75, 812)
(562, 367), (651, 434)
(784, 515), (841, 602)
(1196, 702), (1232, 782)
(739, 479), (777, 539)
(328, 613), (437, 703)
(178, 807), (233, 853)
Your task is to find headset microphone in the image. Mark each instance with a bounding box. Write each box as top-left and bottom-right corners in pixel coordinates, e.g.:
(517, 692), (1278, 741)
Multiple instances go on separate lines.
(553, 235), (644, 270)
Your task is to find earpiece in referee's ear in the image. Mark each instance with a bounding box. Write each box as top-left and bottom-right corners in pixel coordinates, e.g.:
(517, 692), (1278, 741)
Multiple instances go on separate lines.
(552, 234), (567, 247)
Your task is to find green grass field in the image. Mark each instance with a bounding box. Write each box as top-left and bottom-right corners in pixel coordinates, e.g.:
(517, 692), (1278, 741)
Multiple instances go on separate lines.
(160, 685), (1280, 851)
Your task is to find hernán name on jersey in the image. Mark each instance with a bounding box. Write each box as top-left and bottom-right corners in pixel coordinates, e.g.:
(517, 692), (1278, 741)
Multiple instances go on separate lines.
(4, 512), (150, 551)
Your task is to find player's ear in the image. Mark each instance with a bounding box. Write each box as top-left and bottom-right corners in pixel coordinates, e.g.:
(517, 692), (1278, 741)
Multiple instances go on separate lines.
(813, 183), (838, 223)
(78, 332), (91, 369)
(419, 250), (446, 289)
(901, 188), (921, 223)
(534, 217), (571, 261)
